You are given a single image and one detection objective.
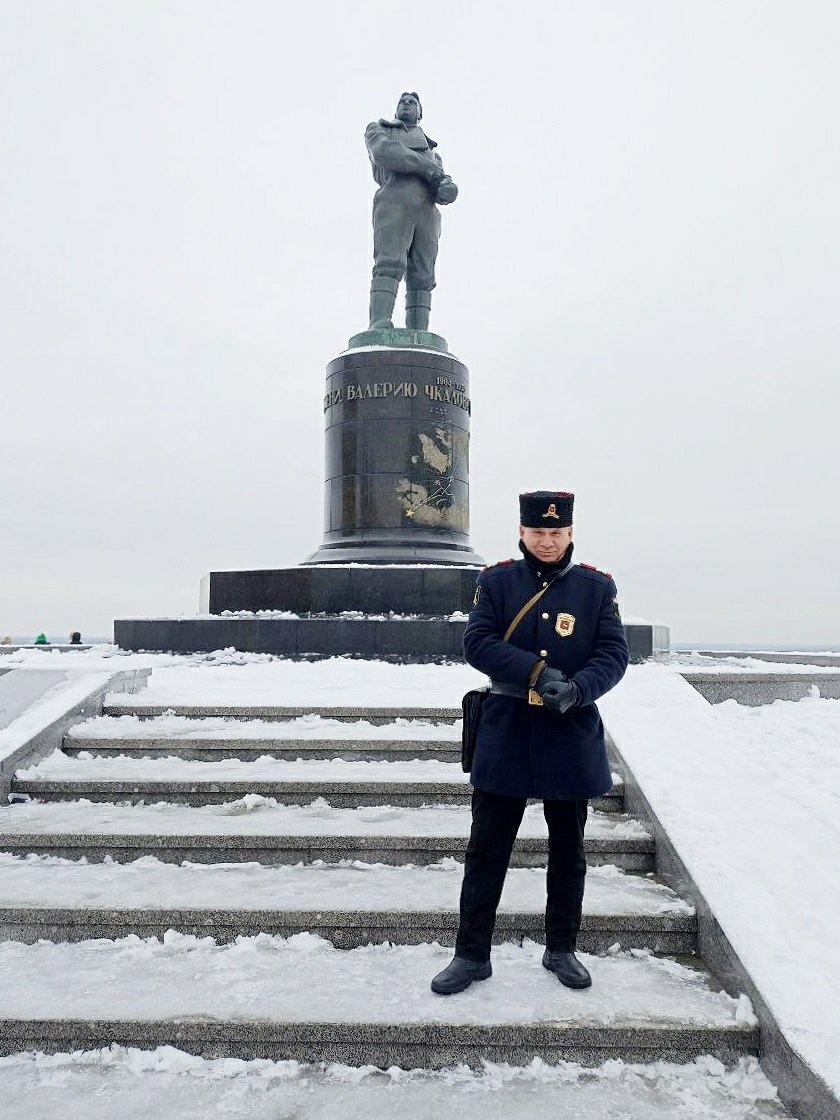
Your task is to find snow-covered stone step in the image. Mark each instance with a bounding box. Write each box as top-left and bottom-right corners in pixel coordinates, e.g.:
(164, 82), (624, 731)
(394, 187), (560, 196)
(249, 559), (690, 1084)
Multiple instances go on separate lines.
(0, 801), (654, 869)
(15, 776), (623, 812)
(66, 712), (463, 761)
(70, 713), (463, 742)
(0, 1048), (793, 1120)
(0, 936), (758, 1067)
(66, 737), (463, 762)
(103, 702), (463, 723)
(0, 856), (692, 952)
(13, 751), (624, 811)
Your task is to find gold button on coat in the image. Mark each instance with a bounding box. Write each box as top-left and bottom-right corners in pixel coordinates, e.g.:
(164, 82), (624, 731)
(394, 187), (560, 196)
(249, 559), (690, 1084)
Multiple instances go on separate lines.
(542, 612), (549, 619)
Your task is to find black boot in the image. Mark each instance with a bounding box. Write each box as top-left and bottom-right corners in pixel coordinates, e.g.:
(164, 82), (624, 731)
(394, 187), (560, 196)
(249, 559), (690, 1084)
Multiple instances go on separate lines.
(542, 949), (591, 989)
(430, 955), (492, 995)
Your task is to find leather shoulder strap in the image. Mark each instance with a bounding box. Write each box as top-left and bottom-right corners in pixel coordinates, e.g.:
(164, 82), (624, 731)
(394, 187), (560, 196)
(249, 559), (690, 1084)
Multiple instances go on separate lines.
(503, 583), (552, 642)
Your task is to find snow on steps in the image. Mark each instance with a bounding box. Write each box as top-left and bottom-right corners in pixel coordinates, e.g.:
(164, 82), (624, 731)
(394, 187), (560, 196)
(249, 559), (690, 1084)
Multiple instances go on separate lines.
(13, 751), (624, 810)
(0, 800), (654, 869)
(66, 711), (462, 760)
(70, 713), (463, 740)
(0, 687), (764, 1083)
(0, 937), (758, 1067)
(103, 701), (464, 723)
(65, 736), (463, 761)
(0, 856), (694, 952)
(0, 1050), (792, 1120)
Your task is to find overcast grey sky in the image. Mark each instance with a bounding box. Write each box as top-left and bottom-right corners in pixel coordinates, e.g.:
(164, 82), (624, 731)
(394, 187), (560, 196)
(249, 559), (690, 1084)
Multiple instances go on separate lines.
(1, 1), (838, 644)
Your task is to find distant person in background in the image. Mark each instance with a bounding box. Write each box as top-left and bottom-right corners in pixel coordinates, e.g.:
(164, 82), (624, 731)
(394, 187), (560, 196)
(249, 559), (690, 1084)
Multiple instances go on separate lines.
(69, 632), (82, 644)
(1, 636), (12, 645)
(34, 633), (49, 645)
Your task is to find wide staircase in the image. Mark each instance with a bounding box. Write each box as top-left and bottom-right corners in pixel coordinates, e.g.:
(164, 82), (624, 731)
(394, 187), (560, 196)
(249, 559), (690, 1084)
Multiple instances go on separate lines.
(0, 686), (793, 1113)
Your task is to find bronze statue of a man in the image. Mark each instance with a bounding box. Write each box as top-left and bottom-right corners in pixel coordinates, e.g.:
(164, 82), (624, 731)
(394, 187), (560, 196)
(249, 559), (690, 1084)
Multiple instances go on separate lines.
(365, 92), (458, 331)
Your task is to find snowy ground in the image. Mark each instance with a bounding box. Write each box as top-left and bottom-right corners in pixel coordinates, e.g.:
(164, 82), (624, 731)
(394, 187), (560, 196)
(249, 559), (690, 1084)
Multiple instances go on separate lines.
(66, 712), (461, 741)
(1, 647), (837, 1117)
(18, 751), (469, 782)
(0, 1050), (789, 1120)
(0, 798), (648, 840)
(600, 668), (840, 1099)
(0, 854), (688, 915)
(3, 644), (839, 719)
(0, 935), (751, 1024)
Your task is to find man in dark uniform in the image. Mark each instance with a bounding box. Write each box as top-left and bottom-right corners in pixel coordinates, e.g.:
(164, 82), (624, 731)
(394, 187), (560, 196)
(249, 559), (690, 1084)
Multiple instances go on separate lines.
(431, 490), (629, 995)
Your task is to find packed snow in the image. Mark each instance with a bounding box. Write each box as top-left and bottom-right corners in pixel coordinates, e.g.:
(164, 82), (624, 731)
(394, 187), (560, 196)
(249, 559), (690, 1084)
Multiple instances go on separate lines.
(107, 655), (484, 708)
(66, 712), (461, 741)
(0, 798), (650, 840)
(0, 670), (71, 733)
(0, 933), (753, 1025)
(600, 668), (840, 1096)
(17, 750), (469, 783)
(0, 1050), (789, 1120)
(2, 648), (838, 1115)
(0, 670), (119, 764)
(0, 853), (690, 916)
(666, 651), (840, 675)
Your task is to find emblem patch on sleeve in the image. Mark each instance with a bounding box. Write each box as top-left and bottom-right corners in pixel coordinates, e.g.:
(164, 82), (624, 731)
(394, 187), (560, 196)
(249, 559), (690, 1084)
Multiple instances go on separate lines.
(613, 600), (621, 620)
(555, 612), (575, 637)
(473, 585), (481, 607)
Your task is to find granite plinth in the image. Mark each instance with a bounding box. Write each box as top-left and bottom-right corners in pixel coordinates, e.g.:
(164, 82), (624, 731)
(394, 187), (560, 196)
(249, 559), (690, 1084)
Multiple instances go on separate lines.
(115, 617), (667, 664)
(115, 617), (467, 660)
(625, 624), (670, 661)
(308, 345), (483, 565)
(200, 564), (480, 615)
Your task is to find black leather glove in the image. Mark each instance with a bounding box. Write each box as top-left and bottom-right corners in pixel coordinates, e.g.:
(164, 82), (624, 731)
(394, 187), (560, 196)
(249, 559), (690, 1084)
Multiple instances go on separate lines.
(535, 666), (580, 713)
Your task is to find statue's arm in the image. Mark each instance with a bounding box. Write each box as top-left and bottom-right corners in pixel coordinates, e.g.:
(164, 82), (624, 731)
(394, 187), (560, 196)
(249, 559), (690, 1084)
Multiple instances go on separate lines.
(364, 121), (444, 184)
(431, 151), (458, 205)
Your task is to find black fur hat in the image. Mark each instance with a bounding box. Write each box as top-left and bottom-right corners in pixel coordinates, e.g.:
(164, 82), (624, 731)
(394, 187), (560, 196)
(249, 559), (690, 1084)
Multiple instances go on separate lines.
(519, 491), (574, 528)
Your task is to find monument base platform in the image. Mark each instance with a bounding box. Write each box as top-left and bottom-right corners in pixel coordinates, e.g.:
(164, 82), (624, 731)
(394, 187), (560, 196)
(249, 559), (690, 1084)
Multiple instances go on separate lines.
(114, 616), (667, 663)
(199, 564), (482, 616)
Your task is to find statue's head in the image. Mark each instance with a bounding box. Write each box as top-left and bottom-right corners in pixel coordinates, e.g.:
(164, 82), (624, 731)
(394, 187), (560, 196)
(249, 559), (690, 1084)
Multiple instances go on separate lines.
(396, 91), (422, 125)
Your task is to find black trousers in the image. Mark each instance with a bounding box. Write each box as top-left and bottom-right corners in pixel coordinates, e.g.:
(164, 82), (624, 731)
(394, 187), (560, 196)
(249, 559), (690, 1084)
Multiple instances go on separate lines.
(455, 788), (588, 963)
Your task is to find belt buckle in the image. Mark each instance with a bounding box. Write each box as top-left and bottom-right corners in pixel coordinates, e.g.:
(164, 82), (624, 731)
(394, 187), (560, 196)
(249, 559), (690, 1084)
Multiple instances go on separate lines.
(528, 688), (544, 706)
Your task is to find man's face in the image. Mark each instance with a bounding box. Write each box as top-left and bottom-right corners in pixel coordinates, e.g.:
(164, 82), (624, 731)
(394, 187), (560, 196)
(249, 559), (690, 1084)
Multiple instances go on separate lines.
(396, 94), (420, 127)
(519, 525), (573, 564)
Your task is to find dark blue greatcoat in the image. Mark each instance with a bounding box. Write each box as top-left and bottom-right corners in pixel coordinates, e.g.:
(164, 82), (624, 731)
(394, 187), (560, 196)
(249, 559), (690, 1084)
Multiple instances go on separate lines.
(463, 550), (629, 800)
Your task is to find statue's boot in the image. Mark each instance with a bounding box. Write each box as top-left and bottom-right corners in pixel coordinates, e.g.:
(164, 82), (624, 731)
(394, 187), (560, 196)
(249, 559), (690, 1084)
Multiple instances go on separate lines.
(406, 289), (432, 331)
(369, 277), (399, 329)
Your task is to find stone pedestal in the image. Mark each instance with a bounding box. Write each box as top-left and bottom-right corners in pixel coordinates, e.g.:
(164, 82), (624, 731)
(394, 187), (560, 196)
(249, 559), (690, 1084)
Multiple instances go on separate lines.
(114, 616), (668, 663)
(114, 325), (670, 661)
(199, 564), (480, 616)
(305, 330), (483, 565)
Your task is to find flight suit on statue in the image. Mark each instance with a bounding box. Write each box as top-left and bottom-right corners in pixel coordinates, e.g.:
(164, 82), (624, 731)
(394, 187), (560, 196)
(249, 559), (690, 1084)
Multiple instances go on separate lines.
(365, 92), (457, 331)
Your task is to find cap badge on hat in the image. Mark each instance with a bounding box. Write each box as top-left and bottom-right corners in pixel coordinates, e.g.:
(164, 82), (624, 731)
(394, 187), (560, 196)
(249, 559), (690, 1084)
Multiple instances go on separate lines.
(555, 612), (576, 637)
(542, 504), (560, 520)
